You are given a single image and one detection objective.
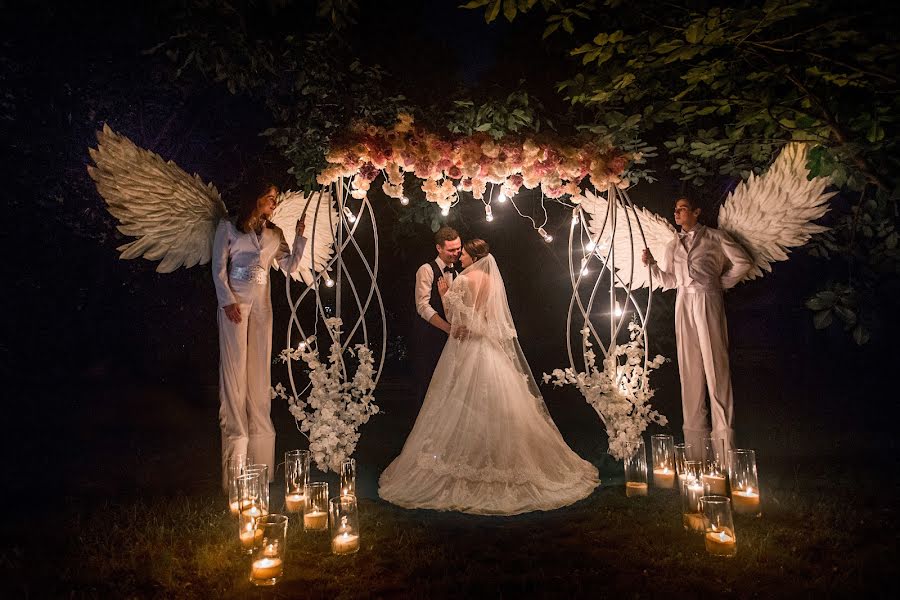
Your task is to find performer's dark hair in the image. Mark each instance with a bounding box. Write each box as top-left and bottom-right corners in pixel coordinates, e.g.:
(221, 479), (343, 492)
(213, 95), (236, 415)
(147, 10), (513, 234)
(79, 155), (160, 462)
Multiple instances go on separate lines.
(235, 179), (280, 233)
(674, 195), (700, 212)
(434, 226), (460, 246)
(464, 238), (490, 261)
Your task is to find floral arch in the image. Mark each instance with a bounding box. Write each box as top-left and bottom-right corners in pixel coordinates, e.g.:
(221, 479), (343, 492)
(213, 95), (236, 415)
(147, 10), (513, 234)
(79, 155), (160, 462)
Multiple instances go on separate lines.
(272, 113), (667, 472)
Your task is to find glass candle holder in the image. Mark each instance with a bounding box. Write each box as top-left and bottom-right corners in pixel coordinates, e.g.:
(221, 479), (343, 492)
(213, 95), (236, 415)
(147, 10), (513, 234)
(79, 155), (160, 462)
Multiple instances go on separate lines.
(329, 495), (361, 555)
(702, 437), (728, 495)
(674, 443), (692, 493)
(303, 482), (329, 531)
(227, 453), (249, 515)
(680, 460), (705, 533)
(246, 464), (270, 515)
(623, 438), (648, 497)
(728, 449), (761, 517)
(284, 450), (310, 513)
(250, 514), (289, 586)
(651, 434), (676, 489)
(700, 496), (737, 558)
(237, 473), (264, 553)
(340, 458), (356, 497)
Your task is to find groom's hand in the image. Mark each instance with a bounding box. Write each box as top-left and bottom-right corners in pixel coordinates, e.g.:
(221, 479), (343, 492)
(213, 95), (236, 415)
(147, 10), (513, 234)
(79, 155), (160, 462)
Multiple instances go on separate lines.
(223, 303), (242, 324)
(452, 324), (469, 341)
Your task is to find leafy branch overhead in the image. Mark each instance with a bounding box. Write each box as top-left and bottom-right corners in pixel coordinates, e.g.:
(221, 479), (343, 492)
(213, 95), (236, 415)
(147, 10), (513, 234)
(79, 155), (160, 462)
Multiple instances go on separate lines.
(466, 0), (899, 345)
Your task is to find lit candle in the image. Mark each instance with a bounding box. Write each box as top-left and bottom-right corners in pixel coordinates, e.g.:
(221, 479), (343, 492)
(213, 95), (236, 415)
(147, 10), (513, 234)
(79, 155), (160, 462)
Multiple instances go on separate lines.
(285, 493), (305, 513)
(704, 529), (737, 557)
(702, 474), (727, 495)
(653, 468), (675, 489)
(229, 500), (240, 515)
(242, 505), (266, 519)
(251, 557), (283, 580)
(240, 526), (263, 549)
(625, 481), (648, 497)
(683, 512), (705, 532)
(304, 510), (328, 530)
(331, 531), (360, 555)
(731, 488), (760, 514)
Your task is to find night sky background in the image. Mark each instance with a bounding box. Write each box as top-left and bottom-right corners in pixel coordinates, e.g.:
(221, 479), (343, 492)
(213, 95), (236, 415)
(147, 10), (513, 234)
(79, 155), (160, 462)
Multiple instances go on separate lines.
(2, 1), (895, 480)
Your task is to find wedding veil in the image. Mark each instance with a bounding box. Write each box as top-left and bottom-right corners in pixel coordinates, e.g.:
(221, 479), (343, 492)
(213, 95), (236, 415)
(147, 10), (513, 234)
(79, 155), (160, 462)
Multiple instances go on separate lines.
(443, 254), (546, 403)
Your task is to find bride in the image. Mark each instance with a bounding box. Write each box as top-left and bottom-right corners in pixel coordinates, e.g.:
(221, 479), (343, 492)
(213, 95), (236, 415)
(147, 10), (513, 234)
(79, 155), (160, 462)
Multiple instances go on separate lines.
(379, 239), (599, 515)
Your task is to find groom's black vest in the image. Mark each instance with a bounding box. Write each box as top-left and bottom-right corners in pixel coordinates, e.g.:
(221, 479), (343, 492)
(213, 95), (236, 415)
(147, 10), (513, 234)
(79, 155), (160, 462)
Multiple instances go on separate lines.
(412, 261), (458, 402)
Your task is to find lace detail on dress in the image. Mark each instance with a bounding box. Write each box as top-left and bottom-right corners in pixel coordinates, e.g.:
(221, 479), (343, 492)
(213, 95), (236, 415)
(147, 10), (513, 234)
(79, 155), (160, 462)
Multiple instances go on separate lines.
(414, 451), (593, 491)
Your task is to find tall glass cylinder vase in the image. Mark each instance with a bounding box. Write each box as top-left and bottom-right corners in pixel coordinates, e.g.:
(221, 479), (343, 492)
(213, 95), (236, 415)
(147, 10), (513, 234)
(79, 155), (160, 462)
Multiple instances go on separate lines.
(674, 443), (692, 494)
(702, 437), (728, 495)
(246, 464), (270, 515)
(303, 482), (329, 532)
(250, 514), (289, 586)
(701, 496), (737, 558)
(329, 495), (361, 555)
(651, 434), (676, 489)
(340, 458), (356, 497)
(623, 438), (648, 497)
(237, 473), (264, 553)
(284, 450), (310, 513)
(728, 449), (761, 517)
(680, 460), (705, 533)
(227, 453), (249, 515)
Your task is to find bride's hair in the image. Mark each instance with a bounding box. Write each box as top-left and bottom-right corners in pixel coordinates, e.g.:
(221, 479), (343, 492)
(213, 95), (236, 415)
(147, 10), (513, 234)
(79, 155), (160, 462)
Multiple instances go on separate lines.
(464, 238), (490, 262)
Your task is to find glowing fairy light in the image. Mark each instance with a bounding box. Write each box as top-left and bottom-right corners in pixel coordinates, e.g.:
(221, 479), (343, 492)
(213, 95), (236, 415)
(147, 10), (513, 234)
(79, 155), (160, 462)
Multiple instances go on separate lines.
(485, 204), (493, 222)
(400, 196), (409, 206)
(537, 227), (553, 243)
(342, 206), (356, 224)
(497, 191), (507, 203)
(441, 206), (450, 216)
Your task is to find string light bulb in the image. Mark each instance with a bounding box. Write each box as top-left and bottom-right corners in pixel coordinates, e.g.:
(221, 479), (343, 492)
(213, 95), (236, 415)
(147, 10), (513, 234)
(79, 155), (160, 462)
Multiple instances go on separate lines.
(325, 278), (335, 288)
(342, 206), (356, 224)
(614, 301), (623, 317)
(484, 204), (493, 222)
(441, 206), (450, 216)
(497, 191), (507, 203)
(571, 210), (580, 225)
(585, 240), (597, 253)
(400, 196), (409, 206)
(537, 227), (553, 243)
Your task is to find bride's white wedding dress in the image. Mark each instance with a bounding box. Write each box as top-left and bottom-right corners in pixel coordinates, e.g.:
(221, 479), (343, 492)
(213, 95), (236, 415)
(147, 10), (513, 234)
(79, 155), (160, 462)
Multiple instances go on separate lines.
(379, 254), (598, 515)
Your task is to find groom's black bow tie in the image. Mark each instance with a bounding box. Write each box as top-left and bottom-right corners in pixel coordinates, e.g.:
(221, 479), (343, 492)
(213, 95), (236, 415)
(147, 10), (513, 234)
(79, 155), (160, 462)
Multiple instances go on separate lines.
(443, 266), (457, 274)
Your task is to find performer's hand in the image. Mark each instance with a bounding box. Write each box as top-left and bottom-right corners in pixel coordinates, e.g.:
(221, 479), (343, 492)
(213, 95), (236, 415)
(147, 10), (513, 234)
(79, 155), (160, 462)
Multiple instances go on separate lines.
(296, 218), (306, 238)
(223, 303), (242, 324)
(642, 248), (656, 266)
(437, 277), (449, 297)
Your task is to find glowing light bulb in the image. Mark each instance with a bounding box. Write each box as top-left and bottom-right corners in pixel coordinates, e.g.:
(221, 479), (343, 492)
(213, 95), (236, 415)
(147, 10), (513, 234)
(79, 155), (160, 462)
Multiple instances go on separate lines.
(325, 278), (335, 288)
(484, 204), (493, 222)
(441, 206), (450, 216)
(614, 301), (623, 317)
(298, 340), (307, 351)
(585, 240), (597, 253)
(571, 211), (580, 225)
(580, 257), (589, 276)
(537, 227), (553, 243)
(400, 196), (409, 206)
(342, 207), (356, 224)
(497, 192), (507, 203)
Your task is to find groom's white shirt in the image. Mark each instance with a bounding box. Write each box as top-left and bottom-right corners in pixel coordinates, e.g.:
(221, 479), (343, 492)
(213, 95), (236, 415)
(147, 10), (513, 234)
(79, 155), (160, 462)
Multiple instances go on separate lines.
(415, 257), (456, 322)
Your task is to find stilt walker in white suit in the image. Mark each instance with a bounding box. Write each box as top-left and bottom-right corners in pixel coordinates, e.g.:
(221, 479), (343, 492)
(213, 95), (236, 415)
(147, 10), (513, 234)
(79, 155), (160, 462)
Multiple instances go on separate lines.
(213, 182), (307, 485)
(643, 197), (752, 455)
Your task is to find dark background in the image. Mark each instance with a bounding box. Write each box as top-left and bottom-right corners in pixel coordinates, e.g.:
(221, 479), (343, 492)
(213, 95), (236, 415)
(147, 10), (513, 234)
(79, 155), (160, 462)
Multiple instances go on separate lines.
(1, 0), (893, 484)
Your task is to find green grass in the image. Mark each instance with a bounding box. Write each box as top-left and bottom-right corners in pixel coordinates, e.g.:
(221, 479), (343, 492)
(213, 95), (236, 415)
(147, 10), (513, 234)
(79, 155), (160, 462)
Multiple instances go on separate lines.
(5, 458), (895, 599)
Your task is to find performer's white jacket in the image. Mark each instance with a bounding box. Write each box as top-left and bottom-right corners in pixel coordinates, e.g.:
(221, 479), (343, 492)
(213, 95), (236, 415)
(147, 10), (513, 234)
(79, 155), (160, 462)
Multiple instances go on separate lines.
(651, 224), (752, 456)
(212, 219), (306, 486)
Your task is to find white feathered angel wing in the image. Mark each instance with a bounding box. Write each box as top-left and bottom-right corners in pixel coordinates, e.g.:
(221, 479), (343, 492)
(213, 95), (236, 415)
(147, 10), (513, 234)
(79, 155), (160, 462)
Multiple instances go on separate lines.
(579, 189), (676, 290)
(718, 143), (834, 282)
(87, 124), (227, 272)
(271, 190), (338, 285)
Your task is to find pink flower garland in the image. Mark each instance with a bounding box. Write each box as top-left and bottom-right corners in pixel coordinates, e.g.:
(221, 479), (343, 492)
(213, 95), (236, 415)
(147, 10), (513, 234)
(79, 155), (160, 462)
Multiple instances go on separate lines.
(318, 113), (632, 208)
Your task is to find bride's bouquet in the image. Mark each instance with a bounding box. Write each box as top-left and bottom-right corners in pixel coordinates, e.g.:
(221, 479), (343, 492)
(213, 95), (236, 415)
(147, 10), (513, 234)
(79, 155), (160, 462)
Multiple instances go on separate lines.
(544, 321), (668, 460)
(272, 318), (379, 473)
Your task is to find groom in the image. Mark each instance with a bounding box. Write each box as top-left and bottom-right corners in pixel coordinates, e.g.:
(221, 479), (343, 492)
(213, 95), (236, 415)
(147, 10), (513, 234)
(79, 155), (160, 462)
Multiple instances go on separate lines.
(412, 226), (462, 402)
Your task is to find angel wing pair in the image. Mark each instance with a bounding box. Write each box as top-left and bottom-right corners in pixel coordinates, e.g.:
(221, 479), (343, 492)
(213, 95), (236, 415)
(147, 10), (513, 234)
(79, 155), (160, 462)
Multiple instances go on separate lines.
(87, 124), (338, 285)
(577, 143), (835, 290)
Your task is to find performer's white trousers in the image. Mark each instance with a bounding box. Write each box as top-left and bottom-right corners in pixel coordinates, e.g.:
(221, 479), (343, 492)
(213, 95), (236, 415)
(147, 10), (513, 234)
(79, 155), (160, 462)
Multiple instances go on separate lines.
(218, 300), (276, 489)
(675, 290), (735, 458)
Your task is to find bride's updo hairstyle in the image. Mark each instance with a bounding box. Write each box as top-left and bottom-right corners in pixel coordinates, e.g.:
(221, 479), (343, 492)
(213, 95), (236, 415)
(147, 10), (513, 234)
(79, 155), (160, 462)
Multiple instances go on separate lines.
(464, 238), (490, 262)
